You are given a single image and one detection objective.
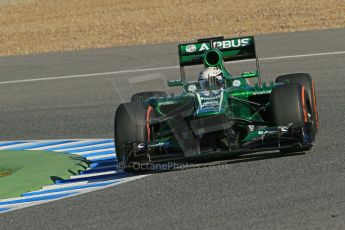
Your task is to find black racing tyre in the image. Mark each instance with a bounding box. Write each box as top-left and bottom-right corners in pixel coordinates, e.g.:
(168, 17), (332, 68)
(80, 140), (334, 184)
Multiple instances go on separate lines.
(114, 102), (147, 171)
(276, 73), (318, 140)
(130, 91), (167, 103)
(271, 83), (313, 153)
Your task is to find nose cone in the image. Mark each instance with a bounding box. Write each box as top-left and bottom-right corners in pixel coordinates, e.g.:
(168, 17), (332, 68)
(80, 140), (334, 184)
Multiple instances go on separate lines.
(194, 90), (225, 116)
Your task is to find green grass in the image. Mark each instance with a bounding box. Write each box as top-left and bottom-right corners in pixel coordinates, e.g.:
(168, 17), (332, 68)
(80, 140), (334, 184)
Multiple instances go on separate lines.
(0, 150), (89, 199)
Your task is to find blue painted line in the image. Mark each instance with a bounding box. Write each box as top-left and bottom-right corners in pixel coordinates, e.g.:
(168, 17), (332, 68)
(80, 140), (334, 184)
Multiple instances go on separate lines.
(47, 139), (113, 151)
(22, 181), (117, 197)
(0, 141), (26, 147)
(9, 140), (78, 150)
(81, 166), (117, 175)
(0, 192), (78, 205)
(55, 172), (130, 184)
(90, 159), (117, 168)
(0, 207), (9, 212)
(66, 144), (115, 154)
(90, 156), (116, 162)
(81, 150), (115, 158)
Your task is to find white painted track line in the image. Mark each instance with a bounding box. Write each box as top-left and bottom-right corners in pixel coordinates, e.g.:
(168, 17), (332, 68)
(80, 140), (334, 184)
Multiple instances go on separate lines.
(72, 148), (115, 156)
(0, 66), (178, 85)
(41, 181), (89, 190)
(40, 177), (130, 190)
(0, 50), (344, 86)
(69, 170), (117, 179)
(54, 142), (112, 152)
(0, 141), (52, 150)
(1, 189), (95, 202)
(28, 139), (106, 151)
(86, 154), (115, 160)
(0, 200), (54, 209)
(261, 50), (345, 61)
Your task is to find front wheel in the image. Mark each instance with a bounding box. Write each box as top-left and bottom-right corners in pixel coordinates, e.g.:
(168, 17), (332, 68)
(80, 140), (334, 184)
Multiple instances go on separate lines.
(276, 73), (318, 140)
(114, 102), (147, 171)
(271, 83), (314, 153)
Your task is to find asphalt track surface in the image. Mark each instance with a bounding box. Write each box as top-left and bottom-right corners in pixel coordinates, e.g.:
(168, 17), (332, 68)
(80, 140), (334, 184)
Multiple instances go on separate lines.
(0, 28), (345, 229)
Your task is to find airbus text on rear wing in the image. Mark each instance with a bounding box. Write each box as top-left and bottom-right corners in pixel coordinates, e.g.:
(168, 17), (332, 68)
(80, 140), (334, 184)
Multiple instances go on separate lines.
(178, 36), (256, 66)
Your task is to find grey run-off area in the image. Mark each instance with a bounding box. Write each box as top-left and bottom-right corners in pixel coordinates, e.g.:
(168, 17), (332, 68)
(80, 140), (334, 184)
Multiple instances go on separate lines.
(0, 28), (345, 229)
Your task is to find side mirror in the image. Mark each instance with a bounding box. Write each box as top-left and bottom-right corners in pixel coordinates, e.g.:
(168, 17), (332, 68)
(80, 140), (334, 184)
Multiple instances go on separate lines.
(241, 71), (259, 79)
(167, 80), (183, 87)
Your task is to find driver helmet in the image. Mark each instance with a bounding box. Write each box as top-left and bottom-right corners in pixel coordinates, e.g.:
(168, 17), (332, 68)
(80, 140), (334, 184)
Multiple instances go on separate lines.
(198, 67), (224, 89)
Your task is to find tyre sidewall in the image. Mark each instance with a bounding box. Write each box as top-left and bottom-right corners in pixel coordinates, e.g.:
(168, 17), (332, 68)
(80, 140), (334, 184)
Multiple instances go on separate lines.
(276, 73), (317, 140)
(114, 102), (147, 164)
(271, 83), (312, 151)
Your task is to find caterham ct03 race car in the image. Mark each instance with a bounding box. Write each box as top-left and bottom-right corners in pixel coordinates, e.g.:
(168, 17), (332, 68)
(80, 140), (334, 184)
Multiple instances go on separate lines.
(114, 36), (318, 170)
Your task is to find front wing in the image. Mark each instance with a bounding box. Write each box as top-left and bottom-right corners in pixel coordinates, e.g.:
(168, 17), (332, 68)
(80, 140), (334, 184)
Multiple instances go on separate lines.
(124, 124), (311, 164)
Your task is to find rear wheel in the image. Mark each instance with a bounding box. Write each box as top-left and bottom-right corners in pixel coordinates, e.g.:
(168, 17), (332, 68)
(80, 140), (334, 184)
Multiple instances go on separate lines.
(271, 83), (313, 153)
(276, 73), (318, 140)
(114, 102), (147, 171)
(131, 91), (167, 103)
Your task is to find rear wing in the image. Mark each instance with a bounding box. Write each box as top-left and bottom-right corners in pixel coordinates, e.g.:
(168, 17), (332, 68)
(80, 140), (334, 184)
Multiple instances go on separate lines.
(178, 36), (256, 67)
(177, 36), (261, 85)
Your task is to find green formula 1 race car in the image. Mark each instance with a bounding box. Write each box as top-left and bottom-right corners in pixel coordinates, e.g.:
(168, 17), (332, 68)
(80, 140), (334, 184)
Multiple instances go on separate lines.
(114, 36), (319, 170)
